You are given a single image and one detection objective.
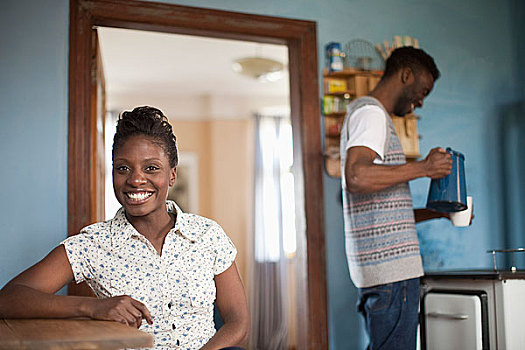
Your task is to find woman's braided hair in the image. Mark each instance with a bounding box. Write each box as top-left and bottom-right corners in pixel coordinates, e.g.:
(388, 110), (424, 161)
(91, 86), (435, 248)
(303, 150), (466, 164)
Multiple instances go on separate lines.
(112, 106), (178, 168)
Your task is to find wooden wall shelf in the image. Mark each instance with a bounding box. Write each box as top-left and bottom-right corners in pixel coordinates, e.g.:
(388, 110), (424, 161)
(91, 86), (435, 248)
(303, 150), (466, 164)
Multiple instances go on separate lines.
(322, 68), (421, 178)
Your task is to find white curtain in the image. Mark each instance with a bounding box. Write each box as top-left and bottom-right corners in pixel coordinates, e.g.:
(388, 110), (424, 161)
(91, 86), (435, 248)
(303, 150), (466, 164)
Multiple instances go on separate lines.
(104, 110), (120, 220)
(250, 114), (296, 350)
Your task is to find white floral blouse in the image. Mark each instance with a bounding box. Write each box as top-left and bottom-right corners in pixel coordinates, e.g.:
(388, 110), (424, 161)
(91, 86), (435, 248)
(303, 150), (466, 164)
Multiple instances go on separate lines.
(61, 201), (237, 349)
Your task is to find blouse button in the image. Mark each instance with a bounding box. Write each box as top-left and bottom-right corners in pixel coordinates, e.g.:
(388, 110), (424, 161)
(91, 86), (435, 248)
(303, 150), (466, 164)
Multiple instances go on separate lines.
(168, 302), (172, 309)
(172, 323), (176, 330)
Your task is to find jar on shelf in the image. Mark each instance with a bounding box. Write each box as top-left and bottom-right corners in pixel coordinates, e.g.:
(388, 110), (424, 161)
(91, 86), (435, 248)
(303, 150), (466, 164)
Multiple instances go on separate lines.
(325, 42), (345, 72)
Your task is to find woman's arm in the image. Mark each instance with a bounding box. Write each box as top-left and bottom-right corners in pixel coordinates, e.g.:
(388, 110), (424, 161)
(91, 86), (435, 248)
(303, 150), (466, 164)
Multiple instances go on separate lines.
(202, 262), (249, 350)
(0, 245), (152, 328)
(0, 245), (82, 318)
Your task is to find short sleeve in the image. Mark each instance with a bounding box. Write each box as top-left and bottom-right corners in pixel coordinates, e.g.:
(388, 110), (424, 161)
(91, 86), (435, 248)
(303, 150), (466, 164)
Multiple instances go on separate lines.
(210, 224), (237, 275)
(61, 233), (96, 284)
(343, 105), (387, 161)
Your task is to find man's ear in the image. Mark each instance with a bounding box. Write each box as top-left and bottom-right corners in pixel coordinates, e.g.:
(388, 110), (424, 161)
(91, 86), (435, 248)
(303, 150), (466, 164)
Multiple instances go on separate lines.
(169, 168), (177, 187)
(401, 67), (413, 84)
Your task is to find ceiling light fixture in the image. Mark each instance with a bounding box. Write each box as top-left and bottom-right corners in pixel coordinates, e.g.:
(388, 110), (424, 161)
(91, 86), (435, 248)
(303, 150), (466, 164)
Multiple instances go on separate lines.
(232, 57), (284, 82)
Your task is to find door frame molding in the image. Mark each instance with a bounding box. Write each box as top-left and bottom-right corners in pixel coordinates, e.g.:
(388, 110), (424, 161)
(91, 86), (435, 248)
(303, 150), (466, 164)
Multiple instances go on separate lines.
(68, 0), (327, 347)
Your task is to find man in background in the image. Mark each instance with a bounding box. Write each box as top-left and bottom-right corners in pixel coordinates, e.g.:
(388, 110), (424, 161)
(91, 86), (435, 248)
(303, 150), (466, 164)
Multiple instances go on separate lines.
(340, 47), (452, 349)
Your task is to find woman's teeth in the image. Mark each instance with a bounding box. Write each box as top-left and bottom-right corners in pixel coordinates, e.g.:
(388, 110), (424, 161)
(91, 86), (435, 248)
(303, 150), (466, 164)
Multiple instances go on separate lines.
(126, 192), (153, 201)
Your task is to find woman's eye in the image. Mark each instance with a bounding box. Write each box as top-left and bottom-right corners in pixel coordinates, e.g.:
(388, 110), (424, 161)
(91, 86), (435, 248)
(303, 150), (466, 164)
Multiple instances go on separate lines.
(145, 166), (159, 172)
(115, 165), (129, 172)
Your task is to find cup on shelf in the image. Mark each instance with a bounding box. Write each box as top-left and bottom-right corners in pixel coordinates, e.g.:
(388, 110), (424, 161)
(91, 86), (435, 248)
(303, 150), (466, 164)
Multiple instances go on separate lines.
(450, 196), (473, 227)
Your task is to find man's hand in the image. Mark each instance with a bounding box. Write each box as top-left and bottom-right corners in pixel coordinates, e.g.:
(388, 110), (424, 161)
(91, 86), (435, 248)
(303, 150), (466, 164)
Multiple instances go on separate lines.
(87, 295), (153, 328)
(423, 147), (452, 179)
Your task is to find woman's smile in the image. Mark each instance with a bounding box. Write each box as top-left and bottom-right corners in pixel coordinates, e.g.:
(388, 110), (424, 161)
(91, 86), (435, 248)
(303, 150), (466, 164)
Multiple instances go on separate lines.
(125, 190), (154, 203)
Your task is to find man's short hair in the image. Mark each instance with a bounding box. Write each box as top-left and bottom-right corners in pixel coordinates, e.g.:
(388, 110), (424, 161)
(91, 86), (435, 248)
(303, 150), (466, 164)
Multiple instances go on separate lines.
(383, 46), (440, 81)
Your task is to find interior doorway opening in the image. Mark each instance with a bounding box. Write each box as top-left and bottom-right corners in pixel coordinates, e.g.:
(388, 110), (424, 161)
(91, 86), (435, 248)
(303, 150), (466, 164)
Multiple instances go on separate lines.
(98, 27), (302, 348)
(68, 1), (327, 347)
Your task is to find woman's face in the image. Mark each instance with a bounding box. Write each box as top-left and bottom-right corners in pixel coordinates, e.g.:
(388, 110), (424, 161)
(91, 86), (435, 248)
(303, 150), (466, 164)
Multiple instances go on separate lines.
(112, 135), (176, 220)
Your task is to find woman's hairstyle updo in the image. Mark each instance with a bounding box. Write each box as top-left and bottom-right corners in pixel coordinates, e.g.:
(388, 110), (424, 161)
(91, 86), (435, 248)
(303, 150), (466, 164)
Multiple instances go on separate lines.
(112, 106), (178, 168)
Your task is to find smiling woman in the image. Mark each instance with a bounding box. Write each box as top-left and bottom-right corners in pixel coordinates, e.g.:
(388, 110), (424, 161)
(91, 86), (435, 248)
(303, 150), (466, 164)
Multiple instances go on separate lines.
(0, 106), (250, 349)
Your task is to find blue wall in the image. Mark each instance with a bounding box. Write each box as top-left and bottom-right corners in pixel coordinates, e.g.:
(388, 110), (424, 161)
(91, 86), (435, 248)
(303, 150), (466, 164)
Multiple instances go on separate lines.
(506, 0), (525, 268)
(0, 1), (523, 349)
(0, 0), (69, 287)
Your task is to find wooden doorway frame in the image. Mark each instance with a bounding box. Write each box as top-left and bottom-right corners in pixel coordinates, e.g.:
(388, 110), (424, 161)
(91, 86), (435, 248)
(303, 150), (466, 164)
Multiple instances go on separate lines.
(68, 0), (327, 347)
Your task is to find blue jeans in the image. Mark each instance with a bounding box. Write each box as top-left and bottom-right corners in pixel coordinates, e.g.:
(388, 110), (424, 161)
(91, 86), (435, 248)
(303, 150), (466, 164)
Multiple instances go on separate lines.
(357, 278), (420, 350)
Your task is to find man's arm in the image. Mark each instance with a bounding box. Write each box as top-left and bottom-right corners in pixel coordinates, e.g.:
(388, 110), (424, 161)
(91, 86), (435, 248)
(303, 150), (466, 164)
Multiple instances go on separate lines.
(344, 146), (452, 194)
(414, 208), (449, 223)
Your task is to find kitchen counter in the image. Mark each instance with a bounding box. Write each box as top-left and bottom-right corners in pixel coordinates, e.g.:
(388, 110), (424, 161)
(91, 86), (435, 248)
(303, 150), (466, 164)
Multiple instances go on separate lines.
(424, 269), (525, 280)
(421, 270), (525, 349)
